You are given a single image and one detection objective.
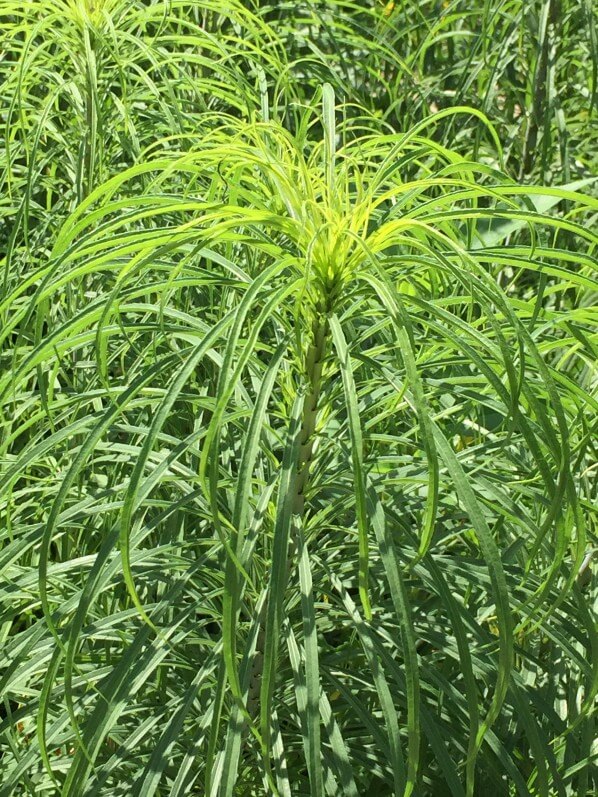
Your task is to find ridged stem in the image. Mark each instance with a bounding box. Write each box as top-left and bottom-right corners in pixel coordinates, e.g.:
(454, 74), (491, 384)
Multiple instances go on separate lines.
(292, 312), (330, 516)
(246, 311), (329, 727)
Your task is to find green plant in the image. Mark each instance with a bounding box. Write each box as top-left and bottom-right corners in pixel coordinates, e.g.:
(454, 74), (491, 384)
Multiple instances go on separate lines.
(1, 73), (596, 795)
(2, 0), (598, 792)
(260, 0), (597, 181)
(0, 0), (290, 276)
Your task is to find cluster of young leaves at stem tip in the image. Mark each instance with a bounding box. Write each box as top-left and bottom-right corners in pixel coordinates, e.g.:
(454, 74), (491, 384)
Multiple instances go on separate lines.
(0, 67), (597, 797)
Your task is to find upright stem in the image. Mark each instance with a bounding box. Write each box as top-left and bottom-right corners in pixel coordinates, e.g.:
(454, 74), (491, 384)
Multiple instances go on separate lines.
(80, 25), (98, 202)
(293, 312), (330, 516)
(521, 0), (559, 179)
(246, 310), (329, 727)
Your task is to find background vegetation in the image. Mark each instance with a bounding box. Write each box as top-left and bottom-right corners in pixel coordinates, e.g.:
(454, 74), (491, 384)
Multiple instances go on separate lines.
(1, 1), (596, 794)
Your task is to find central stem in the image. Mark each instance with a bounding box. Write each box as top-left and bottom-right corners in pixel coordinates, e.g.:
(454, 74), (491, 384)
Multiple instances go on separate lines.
(293, 312), (330, 516)
(245, 311), (329, 733)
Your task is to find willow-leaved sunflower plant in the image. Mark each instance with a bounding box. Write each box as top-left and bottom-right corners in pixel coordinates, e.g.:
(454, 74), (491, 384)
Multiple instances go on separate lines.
(0, 86), (596, 795)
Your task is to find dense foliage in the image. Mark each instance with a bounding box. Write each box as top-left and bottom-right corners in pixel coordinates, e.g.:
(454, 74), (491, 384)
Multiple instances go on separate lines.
(1, 1), (596, 795)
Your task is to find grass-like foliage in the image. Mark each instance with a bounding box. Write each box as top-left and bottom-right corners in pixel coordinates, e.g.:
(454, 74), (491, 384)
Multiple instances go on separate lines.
(1, 2), (596, 795)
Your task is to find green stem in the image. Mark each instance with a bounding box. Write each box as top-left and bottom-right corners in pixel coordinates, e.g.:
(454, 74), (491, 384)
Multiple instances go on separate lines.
(246, 312), (329, 739)
(80, 25), (98, 202)
(293, 312), (330, 516)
